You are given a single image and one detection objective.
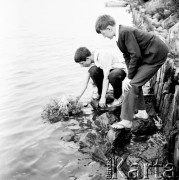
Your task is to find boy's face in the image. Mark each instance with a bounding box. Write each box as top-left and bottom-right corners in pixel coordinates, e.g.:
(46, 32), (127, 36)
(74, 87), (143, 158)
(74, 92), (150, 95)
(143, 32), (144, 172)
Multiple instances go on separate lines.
(100, 25), (115, 39)
(79, 58), (91, 67)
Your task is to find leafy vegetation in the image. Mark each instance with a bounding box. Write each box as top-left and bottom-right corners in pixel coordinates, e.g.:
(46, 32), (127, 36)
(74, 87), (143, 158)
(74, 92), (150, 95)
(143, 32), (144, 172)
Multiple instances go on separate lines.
(41, 95), (83, 123)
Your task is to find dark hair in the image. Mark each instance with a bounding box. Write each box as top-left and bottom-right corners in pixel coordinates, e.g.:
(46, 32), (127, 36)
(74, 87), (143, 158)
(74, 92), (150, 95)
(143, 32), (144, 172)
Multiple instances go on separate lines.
(95, 14), (116, 34)
(74, 47), (91, 63)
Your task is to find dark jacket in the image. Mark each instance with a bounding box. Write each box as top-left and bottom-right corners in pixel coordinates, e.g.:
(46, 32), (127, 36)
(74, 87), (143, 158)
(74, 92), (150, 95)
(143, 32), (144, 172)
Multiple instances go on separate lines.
(117, 25), (169, 79)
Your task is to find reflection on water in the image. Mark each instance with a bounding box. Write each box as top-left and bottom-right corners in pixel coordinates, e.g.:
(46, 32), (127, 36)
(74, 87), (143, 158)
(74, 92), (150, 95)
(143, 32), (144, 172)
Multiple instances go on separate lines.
(0, 0), (132, 179)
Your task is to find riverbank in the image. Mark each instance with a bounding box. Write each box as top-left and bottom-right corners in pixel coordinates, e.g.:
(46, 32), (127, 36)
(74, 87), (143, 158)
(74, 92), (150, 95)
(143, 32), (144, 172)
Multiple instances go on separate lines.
(54, 1), (179, 179)
(46, 95), (166, 180)
(39, 1), (179, 180)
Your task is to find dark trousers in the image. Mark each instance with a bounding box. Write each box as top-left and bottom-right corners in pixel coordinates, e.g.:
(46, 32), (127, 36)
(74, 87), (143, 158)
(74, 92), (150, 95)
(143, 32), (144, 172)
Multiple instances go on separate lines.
(88, 66), (126, 99)
(120, 56), (167, 121)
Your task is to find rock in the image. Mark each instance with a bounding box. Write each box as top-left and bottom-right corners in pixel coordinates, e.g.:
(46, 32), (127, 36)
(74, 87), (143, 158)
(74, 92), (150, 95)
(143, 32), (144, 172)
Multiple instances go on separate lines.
(175, 42), (179, 56)
(68, 124), (81, 130)
(131, 117), (157, 136)
(95, 113), (110, 130)
(153, 13), (162, 21)
(144, 0), (165, 16)
(160, 31), (168, 39)
(163, 9), (171, 18)
(142, 15), (154, 31)
(79, 132), (97, 150)
(107, 129), (117, 143)
(151, 19), (160, 28)
(161, 14), (178, 29)
(159, 18), (163, 24)
(145, 13), (152, 19)
(51, 127), (75, 142)
(174, 60), (179, 83)
(79, 128), (110, 156)
(119, 131), (167, 179)
(94, 112), (118, 129)
(140, 8), (146, 14)
(91, 146), (107, 165)
(145, 4), (155, 16)
(156, 26), (163, 31)
(113, 128), (132, 148)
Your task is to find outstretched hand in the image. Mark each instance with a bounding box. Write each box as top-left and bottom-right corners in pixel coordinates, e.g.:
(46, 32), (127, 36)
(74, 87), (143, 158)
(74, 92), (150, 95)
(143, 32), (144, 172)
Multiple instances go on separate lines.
(123, 77), (132, 92)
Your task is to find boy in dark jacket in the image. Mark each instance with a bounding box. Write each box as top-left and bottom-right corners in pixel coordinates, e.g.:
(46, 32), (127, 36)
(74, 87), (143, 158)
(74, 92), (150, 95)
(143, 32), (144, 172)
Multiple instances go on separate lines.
(95, 14), (169, 129)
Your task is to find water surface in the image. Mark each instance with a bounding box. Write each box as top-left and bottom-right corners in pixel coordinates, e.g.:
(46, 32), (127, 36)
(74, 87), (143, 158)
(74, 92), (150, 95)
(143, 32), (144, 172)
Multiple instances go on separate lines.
(0, 0), (132, 179)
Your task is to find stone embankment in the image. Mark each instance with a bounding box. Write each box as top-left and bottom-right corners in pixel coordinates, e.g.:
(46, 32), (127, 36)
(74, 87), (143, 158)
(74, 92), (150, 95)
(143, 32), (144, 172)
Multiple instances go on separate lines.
(130, 0), (179, 145)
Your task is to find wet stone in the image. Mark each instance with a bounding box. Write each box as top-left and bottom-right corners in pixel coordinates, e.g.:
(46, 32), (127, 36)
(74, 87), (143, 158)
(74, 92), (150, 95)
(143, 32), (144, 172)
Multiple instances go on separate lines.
(51, 127), (75, 142)
(131, 116), (157, 136)
(112, 129), (132, 149)
(94, 113), (110, 130)
(79, 132), (97, 150)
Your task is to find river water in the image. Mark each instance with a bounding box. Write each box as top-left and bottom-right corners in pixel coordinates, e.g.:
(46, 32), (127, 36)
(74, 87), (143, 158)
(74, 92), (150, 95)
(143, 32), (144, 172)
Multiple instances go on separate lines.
(0, 0), (132, 179)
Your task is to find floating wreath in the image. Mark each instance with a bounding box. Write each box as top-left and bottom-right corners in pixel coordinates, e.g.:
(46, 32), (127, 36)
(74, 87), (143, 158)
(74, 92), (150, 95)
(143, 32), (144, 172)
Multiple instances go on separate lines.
(41, 95), (83, 123)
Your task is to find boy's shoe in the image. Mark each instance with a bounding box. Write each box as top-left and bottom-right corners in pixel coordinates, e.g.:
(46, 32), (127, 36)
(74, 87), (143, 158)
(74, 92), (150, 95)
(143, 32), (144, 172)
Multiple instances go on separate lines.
(92, 92), (100, 100)
(111, 120), (132, 129)
(108, 98), (122, 107)
(133, 111), (149, 119)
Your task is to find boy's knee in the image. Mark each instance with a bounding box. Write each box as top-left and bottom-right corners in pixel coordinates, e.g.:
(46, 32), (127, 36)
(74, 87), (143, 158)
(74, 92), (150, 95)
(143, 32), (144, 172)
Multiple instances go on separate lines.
(108, 70), (126, 82)
(88, 66), (98, 75)
(108, 73), (116, 83)
(89, 66), (103, 77)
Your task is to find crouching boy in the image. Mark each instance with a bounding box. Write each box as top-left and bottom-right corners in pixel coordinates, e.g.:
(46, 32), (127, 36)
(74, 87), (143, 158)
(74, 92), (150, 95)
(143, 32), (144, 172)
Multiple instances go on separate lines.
(74, 47), (126, 107)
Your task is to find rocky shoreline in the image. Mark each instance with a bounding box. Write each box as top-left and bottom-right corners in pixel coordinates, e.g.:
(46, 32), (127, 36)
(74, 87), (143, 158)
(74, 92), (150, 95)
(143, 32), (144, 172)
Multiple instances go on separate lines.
(46, 90), (167, 180)
(43, 1), (179, 179)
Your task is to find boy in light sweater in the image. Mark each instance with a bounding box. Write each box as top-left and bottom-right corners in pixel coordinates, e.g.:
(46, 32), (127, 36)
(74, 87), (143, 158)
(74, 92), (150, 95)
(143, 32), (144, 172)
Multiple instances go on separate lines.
(74, 47), (127, 107)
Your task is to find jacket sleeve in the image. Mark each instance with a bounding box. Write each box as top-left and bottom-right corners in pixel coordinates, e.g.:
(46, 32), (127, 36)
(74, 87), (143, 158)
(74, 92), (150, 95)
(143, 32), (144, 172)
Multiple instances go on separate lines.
(124, 30), (142, 79)
(123, 53), (130, 68)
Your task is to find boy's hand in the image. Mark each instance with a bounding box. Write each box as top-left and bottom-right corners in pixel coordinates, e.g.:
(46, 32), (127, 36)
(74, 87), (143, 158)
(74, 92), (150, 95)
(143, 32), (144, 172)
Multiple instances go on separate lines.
(123, 77), (132, 92)
(99, 97), (106, 107)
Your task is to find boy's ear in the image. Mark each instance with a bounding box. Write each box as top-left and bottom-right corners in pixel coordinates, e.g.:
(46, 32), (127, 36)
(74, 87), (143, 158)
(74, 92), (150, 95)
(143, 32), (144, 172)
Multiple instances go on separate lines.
(106, 25), (113, 31)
